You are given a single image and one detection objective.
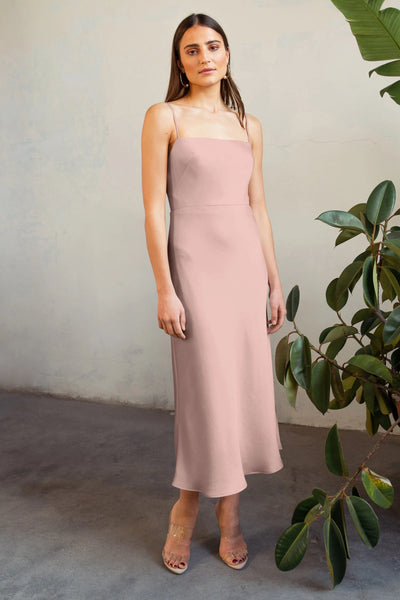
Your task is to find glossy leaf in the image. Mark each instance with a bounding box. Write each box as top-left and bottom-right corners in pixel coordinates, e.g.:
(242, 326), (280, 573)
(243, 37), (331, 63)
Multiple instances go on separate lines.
(310, 360), (331, 414)
(366, 180), (396, 225)
(363, 382), (376, 413)
(347, 355), (392, 383)
(335, 228), (360, 246)
(316, 210), (365, 232)
(322, 325), (358, 343)
(383, 305), (400, 345)
(345, 495), (379, 548)
(381, 266), (400, 299)
(361, 467), (394, 509)
(326, 337), (347, 359)
(379, 267), (396, 302)
(329, 389), (355, 410)
(366, 407), (379, 436)
(275, 522), (310, 571)
(362, 256), (378, 309)
(352, 308), (375, 325)
(325, 424), (349, 477)
(290, 336), (312, 390)
(291, 496), (319, 525)
(375, 388), (391, 415)
(324, 518), (347, 588)
(330, 363), (345, 403)
(286, 285), (300, 322)
(312, 487), (328, 507)
(336, 261), (363, 300)
(275, 335), (290, 385)
(326, 278), (348, 312)
(284, 364), (298, 408)
(331, 498), (350, 559)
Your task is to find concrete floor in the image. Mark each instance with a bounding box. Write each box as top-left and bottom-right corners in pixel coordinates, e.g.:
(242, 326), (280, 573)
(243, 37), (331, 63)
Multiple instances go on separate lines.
(0, 390), (399, 600)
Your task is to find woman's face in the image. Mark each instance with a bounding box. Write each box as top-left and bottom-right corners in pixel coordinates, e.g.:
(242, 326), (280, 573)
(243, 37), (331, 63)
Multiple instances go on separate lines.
(178, 25), (229, 88)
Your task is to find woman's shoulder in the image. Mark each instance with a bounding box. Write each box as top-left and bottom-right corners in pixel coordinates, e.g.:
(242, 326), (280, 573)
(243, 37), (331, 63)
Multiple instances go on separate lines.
(245, 112), (262, 130)
(144, 101), (172, 118)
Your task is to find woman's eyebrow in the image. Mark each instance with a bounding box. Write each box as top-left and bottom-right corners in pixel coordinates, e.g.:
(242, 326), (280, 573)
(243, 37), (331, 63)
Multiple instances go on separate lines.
(183, 40), (221, 49)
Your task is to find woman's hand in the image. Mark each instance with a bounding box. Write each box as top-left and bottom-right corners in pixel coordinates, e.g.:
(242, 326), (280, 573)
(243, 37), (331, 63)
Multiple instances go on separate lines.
(267, 286), (286, 334)
(158, 291), (187, 339)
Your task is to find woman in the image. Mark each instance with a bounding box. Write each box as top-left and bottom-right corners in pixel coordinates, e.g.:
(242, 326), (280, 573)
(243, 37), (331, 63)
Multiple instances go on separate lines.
(141, 13), (286, 574)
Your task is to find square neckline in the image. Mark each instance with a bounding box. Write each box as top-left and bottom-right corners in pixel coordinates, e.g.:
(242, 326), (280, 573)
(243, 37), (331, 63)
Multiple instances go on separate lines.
(166, 102), (251, 155)
(169, 136), (251, 157)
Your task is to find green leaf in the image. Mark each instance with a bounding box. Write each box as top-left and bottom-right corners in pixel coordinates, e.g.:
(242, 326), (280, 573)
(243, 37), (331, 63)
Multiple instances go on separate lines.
(331, 498), (350, 559)
(329, 389), (356, 410)
(284, 364), (298, 408)
(330, 363), (345, 403)
(375, 388), (391, 415)
(326, 337), (347, 359)
(323, 518), (347, 588)
(310, 360), (331, 414)
(363, 381), (376, 413)
(312, 487), (328, 507)
(381, 266), (400, 299)
(347, 354), (393, 383)
(383, 241), (400, 259)
(322, 325), (358, 343)
(366, 180), (396, 225)
(325, 424), (349, 477)
(369, 58), (400, 76)
(275, 522), (310, 571)
(336, 261), (363, 300)
(326, 278), (348, 312)
(335, 228), (361, 246)
(362, 256), (378, 309)
(352, 308), (375, 325)
(383, 305), (400, 345)
(275, 335), (290, 385)
(380, 79), (400, 104)
(379, 266), (396, 302)
(345, 495), (380, 548)
(366, 406), (379, 436)
(290, 335), (312, 390)
(286, 285), (299, 322)
(316, 210), (365, 232)
(361, 467), (394, 508)
(291, 496), (319, 525)
(329, 0), (400, 106)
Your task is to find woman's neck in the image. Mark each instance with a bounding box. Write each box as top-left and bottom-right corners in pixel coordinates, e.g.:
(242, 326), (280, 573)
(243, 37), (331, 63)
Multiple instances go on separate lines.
(182, 85), (227, 113)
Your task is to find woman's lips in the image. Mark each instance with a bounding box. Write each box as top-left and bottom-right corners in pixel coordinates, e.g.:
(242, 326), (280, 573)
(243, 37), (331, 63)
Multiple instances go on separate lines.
(200, 69), (215, 74)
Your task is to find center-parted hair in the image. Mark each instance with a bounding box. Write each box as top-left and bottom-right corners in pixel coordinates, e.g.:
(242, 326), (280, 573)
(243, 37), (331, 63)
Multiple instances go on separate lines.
(165, 13), (246, 129)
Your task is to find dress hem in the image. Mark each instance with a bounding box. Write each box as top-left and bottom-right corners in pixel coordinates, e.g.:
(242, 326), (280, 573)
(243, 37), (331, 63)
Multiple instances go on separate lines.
(172, 462), (284, 498)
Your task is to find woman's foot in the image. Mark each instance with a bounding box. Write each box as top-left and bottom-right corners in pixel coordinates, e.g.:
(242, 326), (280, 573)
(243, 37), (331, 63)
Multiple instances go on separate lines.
(162, 496), (199, 574)
(215, 497), (248, 569)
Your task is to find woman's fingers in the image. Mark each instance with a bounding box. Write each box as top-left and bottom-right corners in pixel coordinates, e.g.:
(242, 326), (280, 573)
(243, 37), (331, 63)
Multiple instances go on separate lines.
(159, 315), (186, 339)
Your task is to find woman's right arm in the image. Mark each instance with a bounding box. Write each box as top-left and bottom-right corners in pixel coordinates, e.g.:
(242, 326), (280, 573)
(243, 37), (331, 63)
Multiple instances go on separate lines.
(141, 102), (186, 339)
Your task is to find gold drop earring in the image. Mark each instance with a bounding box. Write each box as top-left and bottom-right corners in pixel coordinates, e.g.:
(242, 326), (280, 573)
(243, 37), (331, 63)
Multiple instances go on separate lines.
(179, 71), (189, 88)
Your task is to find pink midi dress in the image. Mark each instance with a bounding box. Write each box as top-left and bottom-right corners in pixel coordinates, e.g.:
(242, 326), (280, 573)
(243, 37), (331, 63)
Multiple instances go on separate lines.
(166, 101), (283, 498)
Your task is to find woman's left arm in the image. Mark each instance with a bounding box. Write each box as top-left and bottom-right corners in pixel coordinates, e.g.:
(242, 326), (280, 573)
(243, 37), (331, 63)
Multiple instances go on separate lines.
(247, 113), (286, 334)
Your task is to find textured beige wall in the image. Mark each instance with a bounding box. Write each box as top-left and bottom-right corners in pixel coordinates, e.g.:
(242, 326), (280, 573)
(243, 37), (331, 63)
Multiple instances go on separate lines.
(1, 0), (400, 433)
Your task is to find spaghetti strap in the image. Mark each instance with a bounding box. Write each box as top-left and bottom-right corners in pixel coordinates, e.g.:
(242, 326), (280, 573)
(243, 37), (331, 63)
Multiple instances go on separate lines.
(166, 102), (180, 138)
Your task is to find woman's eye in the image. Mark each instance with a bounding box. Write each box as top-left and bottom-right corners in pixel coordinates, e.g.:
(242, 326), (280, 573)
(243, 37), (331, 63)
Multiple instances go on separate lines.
(210, 45), (219, 50)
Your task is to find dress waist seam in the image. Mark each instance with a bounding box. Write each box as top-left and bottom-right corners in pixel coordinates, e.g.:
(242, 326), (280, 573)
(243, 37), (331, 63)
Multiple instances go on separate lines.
(170, 202), (250, 212)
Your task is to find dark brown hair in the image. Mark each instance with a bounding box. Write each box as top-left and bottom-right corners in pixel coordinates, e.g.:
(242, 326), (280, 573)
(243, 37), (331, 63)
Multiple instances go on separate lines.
(165, 13), (246, 129)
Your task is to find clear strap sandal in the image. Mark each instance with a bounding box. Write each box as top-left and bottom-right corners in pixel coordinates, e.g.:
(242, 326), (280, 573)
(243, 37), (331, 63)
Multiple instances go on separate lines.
(218, 523), (248, 570)
(162, 521), (194, 574)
